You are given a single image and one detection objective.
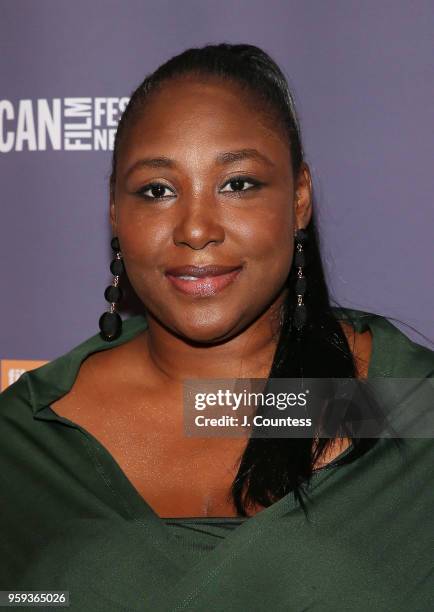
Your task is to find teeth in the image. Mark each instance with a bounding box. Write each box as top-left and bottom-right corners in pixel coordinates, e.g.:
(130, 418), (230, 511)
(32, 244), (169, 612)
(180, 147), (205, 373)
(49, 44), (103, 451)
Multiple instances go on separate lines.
(178, 275), (200, 280)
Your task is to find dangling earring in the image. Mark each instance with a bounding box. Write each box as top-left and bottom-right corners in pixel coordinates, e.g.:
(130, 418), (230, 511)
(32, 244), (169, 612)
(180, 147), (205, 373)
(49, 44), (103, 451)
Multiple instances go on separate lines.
(99, 236), (124, 341)
(293, 227), (308, 332)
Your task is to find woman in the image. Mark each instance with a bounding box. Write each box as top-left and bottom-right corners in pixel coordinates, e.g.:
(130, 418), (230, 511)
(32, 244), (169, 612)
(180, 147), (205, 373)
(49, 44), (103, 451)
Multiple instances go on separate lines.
(1, 44), (433, 611)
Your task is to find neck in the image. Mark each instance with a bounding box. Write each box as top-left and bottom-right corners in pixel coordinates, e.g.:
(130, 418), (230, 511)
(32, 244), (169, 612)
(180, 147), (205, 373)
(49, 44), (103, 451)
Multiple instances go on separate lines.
(139, 295), (286, 386)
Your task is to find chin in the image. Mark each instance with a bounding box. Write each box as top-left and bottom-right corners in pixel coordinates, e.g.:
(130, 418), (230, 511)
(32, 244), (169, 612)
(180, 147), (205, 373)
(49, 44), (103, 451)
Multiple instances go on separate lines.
(172, 311), (242, 345)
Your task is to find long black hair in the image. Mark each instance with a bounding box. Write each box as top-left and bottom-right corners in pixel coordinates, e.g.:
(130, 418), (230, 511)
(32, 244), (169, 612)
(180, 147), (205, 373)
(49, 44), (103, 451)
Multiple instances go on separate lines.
(110, 43), (386, 518)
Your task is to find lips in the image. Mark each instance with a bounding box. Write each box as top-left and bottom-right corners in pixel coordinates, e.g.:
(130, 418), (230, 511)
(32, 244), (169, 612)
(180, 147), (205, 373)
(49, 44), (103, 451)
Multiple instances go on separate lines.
(165, 264), (242, 278)
(165, 264), (243, 296)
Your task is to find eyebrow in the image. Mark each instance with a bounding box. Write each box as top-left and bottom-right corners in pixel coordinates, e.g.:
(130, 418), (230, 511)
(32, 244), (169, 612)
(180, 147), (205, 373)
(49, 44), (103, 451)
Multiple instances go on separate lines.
(216, 148), (275, 167)
(125, 148), (275, 178)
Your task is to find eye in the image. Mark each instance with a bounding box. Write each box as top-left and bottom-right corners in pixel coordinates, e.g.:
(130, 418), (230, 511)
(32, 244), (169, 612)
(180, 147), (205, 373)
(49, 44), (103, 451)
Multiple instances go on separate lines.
(137, 182), (175, 200)
(220, 176), (261, 193)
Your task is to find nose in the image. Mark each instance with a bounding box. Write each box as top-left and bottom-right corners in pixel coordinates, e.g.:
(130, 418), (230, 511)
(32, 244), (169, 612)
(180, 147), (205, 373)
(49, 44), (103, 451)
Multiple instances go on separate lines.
(172, 195), (225, 250)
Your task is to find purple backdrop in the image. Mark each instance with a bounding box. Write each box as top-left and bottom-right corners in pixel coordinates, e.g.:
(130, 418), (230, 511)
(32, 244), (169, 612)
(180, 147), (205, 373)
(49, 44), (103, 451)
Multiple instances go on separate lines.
(1, 0), (433, 363)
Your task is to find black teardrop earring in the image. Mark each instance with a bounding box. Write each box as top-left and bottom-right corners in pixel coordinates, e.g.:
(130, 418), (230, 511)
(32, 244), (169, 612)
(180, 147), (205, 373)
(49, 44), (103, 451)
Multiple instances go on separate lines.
(293, 228), (308, 333)
(99, 236), (124, 341)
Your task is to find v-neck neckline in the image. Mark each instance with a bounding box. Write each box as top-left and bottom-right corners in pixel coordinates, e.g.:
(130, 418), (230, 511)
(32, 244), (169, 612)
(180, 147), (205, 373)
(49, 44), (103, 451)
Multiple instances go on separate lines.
(30, 308), (382, 570)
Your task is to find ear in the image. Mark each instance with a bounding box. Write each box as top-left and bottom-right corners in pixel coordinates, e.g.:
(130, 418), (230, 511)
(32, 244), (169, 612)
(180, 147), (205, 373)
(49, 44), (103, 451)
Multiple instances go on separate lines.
(109, 184), (117, 235)
(294, 162), (313, 231)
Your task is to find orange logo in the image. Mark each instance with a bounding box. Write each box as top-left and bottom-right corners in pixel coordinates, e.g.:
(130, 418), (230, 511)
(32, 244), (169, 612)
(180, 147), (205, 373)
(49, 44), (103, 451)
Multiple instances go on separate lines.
(1, 360), (48, 391)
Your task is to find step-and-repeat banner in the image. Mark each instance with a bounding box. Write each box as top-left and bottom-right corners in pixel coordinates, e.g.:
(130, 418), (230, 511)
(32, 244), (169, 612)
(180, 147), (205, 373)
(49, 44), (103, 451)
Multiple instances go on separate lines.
(0, 97), (129, 153)
(2, 1), (433, 390)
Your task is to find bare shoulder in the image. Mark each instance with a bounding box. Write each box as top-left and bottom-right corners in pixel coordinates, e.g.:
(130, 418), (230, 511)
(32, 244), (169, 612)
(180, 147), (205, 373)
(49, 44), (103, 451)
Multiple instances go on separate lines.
(51, 330), (153, 417)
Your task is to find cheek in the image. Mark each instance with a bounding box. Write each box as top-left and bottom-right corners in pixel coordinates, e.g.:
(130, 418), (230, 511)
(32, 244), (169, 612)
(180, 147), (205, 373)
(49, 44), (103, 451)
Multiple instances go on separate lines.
(238, 209), (294, 278)
(116, 213), (168, 272)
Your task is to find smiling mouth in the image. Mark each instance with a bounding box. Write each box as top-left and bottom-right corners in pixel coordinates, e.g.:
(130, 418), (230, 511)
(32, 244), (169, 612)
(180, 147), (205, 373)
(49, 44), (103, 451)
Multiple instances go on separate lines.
(165, 267), (243, 296)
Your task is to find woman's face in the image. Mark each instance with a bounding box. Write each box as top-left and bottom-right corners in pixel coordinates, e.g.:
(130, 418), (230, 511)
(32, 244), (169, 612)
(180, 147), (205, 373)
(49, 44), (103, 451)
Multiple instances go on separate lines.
(111, 75), (311, 343)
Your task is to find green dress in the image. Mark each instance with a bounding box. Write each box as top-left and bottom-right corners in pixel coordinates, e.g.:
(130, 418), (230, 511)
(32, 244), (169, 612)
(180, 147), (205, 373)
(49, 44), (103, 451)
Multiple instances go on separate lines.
(0, 308), (433, 611)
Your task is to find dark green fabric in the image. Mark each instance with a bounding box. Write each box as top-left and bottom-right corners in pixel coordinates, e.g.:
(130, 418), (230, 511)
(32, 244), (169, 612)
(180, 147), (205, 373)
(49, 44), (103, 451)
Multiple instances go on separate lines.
(0, 308), (433, 611)
(163, 518), (248, 565)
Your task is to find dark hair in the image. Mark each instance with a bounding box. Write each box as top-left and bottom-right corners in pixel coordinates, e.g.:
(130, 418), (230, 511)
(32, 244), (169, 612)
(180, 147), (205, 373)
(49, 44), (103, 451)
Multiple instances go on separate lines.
(110, 43), (389, 518)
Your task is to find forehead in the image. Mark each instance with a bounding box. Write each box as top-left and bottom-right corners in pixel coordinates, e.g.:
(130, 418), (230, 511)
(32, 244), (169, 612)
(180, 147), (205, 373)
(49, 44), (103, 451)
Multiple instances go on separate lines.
(117, 75), (291, 167)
